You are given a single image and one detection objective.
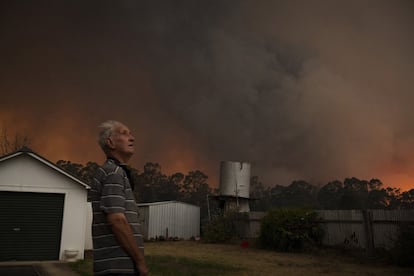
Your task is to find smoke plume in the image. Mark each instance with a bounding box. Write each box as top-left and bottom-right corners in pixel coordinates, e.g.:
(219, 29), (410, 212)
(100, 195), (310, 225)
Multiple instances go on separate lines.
(1, 1), (413, 189)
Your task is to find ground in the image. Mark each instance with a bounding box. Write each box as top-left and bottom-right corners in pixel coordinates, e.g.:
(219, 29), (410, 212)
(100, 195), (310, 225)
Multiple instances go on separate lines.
(72, 241), (414, 276)
(144, 240), (413, 276)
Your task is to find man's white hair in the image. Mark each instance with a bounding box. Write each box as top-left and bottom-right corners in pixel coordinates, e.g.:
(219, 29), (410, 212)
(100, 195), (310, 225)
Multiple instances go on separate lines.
(98, 120), (123, 154)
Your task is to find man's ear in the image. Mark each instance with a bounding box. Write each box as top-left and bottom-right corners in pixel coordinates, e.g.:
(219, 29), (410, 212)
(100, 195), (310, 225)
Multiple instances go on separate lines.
(106, 137), (115, 149)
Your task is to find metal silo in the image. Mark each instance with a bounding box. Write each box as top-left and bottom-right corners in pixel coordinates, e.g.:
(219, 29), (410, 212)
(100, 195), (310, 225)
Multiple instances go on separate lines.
(220, 161), (251, 198)
(219, 161), (251, 212)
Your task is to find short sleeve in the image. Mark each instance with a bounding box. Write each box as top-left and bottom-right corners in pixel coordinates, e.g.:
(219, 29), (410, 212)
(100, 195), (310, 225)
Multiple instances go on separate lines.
(100, 171), (126, 214)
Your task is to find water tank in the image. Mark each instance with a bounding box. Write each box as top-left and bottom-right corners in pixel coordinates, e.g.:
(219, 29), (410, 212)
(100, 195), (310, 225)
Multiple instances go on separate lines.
(219, 161), (251, 198)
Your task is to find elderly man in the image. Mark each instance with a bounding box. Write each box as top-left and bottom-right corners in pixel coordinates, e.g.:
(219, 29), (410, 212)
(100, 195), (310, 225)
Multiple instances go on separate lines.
(90, 120), (148, 276)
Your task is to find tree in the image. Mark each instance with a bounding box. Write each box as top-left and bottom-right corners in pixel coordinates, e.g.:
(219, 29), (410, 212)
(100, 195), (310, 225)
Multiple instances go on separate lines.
(368, 178), (383, 191)
(317, 180), (344, 209)
(79, 162), (100, 185)
(56, 160), (84, 179)
(399, 189), (414, 209)
(0, 127), (31, 155)
(180, 170), (212, 219)
(366, 179), (389, 209)
(271, 181), (318, 208)
(135, 162), (168, 202)
(180, 171), (209, 200)
(385, 187), (402, 209)
(250, 176), (271, 211)
(164, 172), (183, 200)
(56, 160), (99, 186)
(269, 184), (286, 208)
(339, 177), (369, 209)
(367, 188), (389, 209)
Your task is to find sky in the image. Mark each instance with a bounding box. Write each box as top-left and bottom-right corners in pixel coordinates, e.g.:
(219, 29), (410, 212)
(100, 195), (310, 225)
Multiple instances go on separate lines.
(1, 1), (414, 191)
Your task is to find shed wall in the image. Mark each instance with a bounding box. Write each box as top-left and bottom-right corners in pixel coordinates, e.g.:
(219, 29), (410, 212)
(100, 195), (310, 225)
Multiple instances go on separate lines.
(139, 202), (200, 240)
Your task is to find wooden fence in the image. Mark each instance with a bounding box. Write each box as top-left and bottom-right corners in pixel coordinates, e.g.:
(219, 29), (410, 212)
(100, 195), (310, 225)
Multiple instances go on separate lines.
(241, 210), (414, 252)
(317, 209), (414, 252)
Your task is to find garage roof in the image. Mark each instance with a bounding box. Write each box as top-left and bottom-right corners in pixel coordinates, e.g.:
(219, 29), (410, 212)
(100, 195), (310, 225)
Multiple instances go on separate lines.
(0, 146), (90, 189)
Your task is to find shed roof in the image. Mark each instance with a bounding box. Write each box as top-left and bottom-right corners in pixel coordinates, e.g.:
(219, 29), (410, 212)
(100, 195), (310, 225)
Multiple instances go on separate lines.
(0, 147), (90, 189)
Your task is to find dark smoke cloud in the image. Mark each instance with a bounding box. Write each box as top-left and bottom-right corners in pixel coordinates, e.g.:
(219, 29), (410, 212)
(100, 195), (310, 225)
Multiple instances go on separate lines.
(138, 0), (414, 187)
(1, 1), (413, 189)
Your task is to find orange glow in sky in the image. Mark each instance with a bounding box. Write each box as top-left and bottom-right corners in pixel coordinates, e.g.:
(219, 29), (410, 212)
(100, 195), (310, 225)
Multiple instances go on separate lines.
(1, 1), (414, 193)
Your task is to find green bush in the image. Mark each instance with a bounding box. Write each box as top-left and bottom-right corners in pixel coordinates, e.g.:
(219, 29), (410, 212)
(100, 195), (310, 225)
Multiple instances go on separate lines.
(389, 224), (414, 267)
(203, 209), (247, 243)
(259, 208), (323, 252)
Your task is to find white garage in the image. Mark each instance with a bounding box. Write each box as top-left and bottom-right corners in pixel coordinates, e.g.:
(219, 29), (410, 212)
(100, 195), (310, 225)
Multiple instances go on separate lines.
(0, 147), (90, 262)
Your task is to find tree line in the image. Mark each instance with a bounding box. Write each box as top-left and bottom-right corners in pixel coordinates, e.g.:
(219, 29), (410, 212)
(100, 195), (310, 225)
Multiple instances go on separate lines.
(56, 160), (214, 219)
(3, 130), (412, 217)
(250, 176), (414, 211)
(56, 160), (414, 221)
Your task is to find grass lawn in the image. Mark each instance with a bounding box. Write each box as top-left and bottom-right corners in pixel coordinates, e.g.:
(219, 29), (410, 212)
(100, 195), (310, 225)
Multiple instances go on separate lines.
(70, 241), (414, 275)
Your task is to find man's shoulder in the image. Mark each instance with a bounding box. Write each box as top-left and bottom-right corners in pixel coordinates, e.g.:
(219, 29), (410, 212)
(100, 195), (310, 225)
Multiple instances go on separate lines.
(97, 159), (122, 176)
(102, 159), (119, 170)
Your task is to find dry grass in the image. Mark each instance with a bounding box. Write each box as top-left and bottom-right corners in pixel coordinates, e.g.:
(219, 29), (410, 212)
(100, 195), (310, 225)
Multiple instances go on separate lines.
(145, 240), (413, 276)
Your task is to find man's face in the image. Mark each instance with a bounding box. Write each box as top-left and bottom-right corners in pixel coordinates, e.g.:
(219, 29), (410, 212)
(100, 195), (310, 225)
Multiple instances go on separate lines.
(108, 124), (135, 157)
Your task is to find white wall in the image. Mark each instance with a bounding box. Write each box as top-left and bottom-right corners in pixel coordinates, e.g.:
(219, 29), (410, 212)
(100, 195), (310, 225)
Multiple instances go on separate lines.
(142, 201), (200, 240)
(0, 154), (89, 261)
(85, 202), (93, 250)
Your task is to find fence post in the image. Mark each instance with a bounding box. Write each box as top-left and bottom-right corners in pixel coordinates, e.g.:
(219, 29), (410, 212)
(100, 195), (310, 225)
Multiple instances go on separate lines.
(362, 209), (375, 258)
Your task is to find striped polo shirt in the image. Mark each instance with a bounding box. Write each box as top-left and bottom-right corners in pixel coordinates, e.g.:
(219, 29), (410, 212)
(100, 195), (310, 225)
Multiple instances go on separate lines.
(90, 158), (144, 275)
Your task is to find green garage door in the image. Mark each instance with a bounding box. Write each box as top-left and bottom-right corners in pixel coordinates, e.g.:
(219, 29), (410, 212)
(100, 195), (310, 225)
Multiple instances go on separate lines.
(0, 191), (64, 261)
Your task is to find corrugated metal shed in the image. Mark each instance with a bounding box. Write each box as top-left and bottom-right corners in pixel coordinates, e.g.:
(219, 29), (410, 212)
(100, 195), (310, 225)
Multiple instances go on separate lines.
(137, 201), (200, 240)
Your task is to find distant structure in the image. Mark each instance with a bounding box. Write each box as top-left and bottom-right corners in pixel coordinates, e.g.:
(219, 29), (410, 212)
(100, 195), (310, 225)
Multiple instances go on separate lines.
(215, 161), (251, 212)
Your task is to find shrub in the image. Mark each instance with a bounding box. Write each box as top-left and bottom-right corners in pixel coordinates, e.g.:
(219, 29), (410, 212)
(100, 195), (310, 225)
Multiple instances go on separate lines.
(203, 209), (247, 243)
(389, 224), (414, 267)
(259, 208), (323, 252)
